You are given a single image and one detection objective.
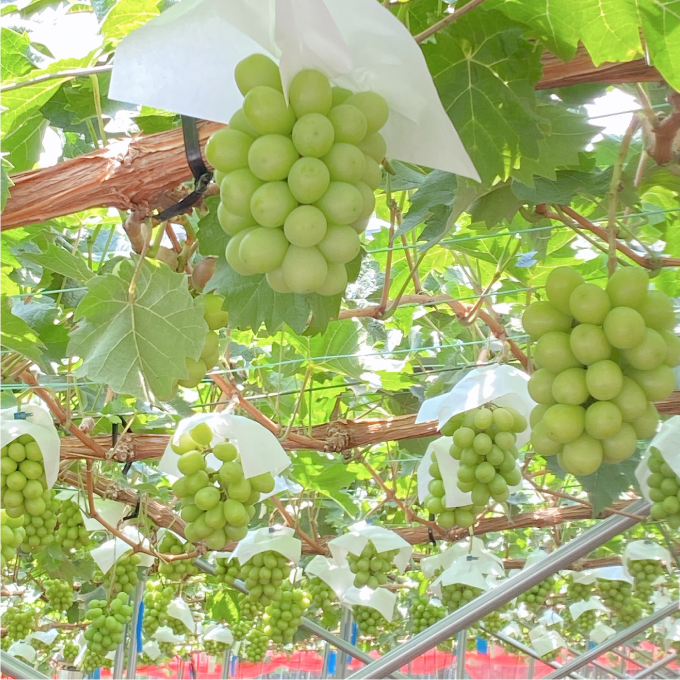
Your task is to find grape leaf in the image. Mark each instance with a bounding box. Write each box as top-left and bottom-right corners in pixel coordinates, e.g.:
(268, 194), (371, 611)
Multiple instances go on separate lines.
(22, 243), (94, 283)
(1, 28), (35, 82)
(470, 184), (522, 228)
(0, 295), (46, 365)
(422, 10), (544, 185)
(197, 197), (229, 257)
(10, 298), (69, 364)
(100, 0), (161, 45)
(68, 259), (207, 402)
(309, 320), (364, 379)
(2, 112), (47, 172)
(512, 169), (612, 204)
(396, 170), (457, 238)
(1, 158), (14, 212)
(637, 0), (680, 91)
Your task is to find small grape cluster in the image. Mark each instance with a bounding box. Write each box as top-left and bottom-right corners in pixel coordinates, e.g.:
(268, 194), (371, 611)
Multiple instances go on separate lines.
(614, 599), (645, 627)
(158, 533), (197, 580)
(62, 641), (79, 664)
(239, 550), (291, 605)
(4, 605), (35, 640)
(21, 490), (59, 552)
(158, 641), (177, 659)
(83, 593), (133, 654)
(628, 559), (665, 600)
(305, 576), (335, 612)
(354, 606), (388, 637)
(566, 576), (593, 602)
(45, 578), (74, 611)
(525, 267), (678, 475)
(566, 607), (599, 631)
(347, 540), (397, 589)
(211, 557), (239, 585)
(103, 553), (142, 595)
(56, 499), (91, 552)
(172, 423), (275, 549)
(142, 581), (175, 637)
(80, 649), (112, 673)
(214, 55), (387, 296)
(231, 618), (252, 641)
(647, 447), (680, 528)
(517, 576), (555, 610)
(263, 587), (310, 645)
(480, 601), (512, 633)
(409, 595), (445, 634)
(169, 614), (192, 636)
(1, 434), (49, 520)
(0, 509), (25, 565)
(440, 584), (483, 612)
(597, 579), (632, 612)
(238, 593), (265, 620)
(446, 405), (526, 510)
(243, 629), (269, 662)
(204, 639), (230, 656)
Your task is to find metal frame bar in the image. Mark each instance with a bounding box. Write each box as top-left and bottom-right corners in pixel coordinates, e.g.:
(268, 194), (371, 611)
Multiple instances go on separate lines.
(629, 654), (678, 679)
(565, 645), (628, 679)
(125, 577), (146, 679)
(347, 499), (650, 679)
(0, 652), (50, 679)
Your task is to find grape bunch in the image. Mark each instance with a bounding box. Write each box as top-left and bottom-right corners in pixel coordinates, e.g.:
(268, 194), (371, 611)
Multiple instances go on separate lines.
(211, 54), (388, 296)
(1, 434), (50, 520)
(597, 579), (632, 611)
(614, 599), (645, 627)
(239, 550), (292, 605)
(647, 447), (680, 528)
(21, 490), (59, 552)
(565, 575), (593, 602)
(172, 423), (275, 550)
(62, 641), (79, 664)
(480, 601), (512, 633)
(354, 605), (389, 637)
(444, 405), (526, 509)
(440, 584), (483, 612)
(304, 576), (336, 613)
(177, 292), (228, 389)
(211, 557), (239, 585)
(102, 553), (142, 595)
(525, 266), (679, 475)
(83, 593), (133, 654)
(243, 629), (269, 662)
(204, 639), (230, 656)
(158, 533), (197, 580)
(517, 576), (555, 610)
(80, 649), (112, 673)
(347, 540), (397, 589)
(263, 587), (310, 645)
(409, 595), (446, 634)
(238, 592), (265, 620)
(231, 618), (253, 642)
(55, 498), (91, 552)
(45, 579), (74, 611)
(3, 605), (35, 640)
(628, 559), (665, 600)
(565, 606), (599, 632)
(157, 641), (177, 659)
(142, 581), (175, 637)
(1, 509), (25, 565)
(169, 614), (192, 636)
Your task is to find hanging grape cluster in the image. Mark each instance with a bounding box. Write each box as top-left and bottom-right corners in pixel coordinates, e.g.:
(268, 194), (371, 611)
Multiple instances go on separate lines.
(525, 267), (678, 475)
(263, 587), (310, 645)
(409, 595), (446, 634)
(597, 579), (632, 611)
(21, 490), (58, 552)
(243, 628), (269, 662)
(211, 557), (239, 585)
(517, 576), (555, 610)
(1, 435), (51, 520)
(231, 618), (252, 642)
(304, 576), (336, 613)
(440, 583), (483, 612)
(479, 601), (512, 634)
(647, 447), (680, 528)
(565, 575), (593, 602)
(354, 605), (389, 637)
(204, 638), (230, 656)
(3, 605), (35, 640)
(83, 593), (133, 655)
(56, 499), (92, 552)
(628, 559), (666, 600)
(238, 550), (292, 605)
(157, 533), (197, 580)
(614, 599), (645, 627)
(210, 54), (388, 297)
(347, 540), (397, 589)
(142, 581), (175, 637)
(1, 509), (25, 565)
(62, 641), (79, 664)
(100, 553), (142, 596)
(80, 649), (112, 673)
(173, 423), (274, 550)
(45, 579), (74, 611)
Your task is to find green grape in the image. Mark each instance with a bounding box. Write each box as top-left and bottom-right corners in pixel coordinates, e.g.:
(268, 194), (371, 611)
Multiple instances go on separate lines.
(234, 54), (282, 95)
(542, 404), (585, 444)
(600, 422), (637, 463)
(1, 509), (25, 565)
(157, 535), (197, 581)
(100, 553), (142, 596)
(287, 157), (330, 204)
(551, 367), (588, 405)
(534, 332), (581, 373)
(80, 648), (113, 673)
(354, 181), (375, 219)
(3, 605), (35, 640)
(21, 490), (58, 552)
(62, 641), (79, 664)
(218, 203), (255, 236)
(263, 586), (310, 645)
(441, 583), (483, 612)
(517, 576), (555, 610)
(647, 447), (680, 528)
(322, 143), (366, 184)
(317, 225), (361, 265)
(625, 364), (676, 402)
(238, 550), (292, 606)
(283, 205), (327, 247)
(569, 323), (611, 365)
(357, 132), (387, 163)
(603, 307), (646, 349)
(210, 557), (240, 585)
(613, 599), (645, 627)
(569, 283), (611, 325)
(291, 113), (335, 158)
(611, 377), (648, 421)
(360, 154), (382, 190)
(328, 104), (368, 145)
(559, 434), (603, 475)
(231, 618), (252, 642)
(247, 134), (298, 181)
(1, 434), (49, 519)
(546, 266), (585, 314)
(288, 69), (332, 117)
(597, 579), (632, 612)
(641, 290), (676, 330)
(304, 576), (336, 613)
(238, 227), (289, 273)
(584, 401), (622, 439)
(522, 302), (572, 339)
(142, 580), (175, 638)
(205, 129), (252, 174)
(45, 578), (74, 611)
(409, 595), (446, 634)
(528, 368), (557, 405)
(627, 558), (666, 601)
(243, 86), (295, 136)
(204, 638), (230, 656)
(317, 263), (348, 296)
(229, 108), (260, 138)
(344, 92), (389, 135)
(199, 292), (229, 330)
(250, 181), (298, 228)
(632, 401), (659, 439)
(606, 267), (649, 309)
(347, 540), (398, 589)
(83, 593), (133, 655)
(354, 605), (389, 638)
(315, 182), (363, 225)
(281, 245), (328, 294)
(622, 328), (667, 370)
(243, 628), (269, 662)
(226, 228), (257, 276)
(220, 168), (263, 217)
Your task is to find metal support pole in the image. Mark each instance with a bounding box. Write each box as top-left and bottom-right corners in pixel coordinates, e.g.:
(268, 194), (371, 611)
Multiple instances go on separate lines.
(221, 646), (232, 680)
(528, 656), (536, 680)
(336, 608), (354, 680)
(455, 630), (467, 679)
(566, 645), (628, 679)
(629, 654), (678, 679)
(321, 644), (331, 678)
(125, 577), (145, 679)
(612, 649), (645, 670)
(112, 636), (126, 679)
(347, 499), (650, 679)
(194, 558), (408, 679)
(0, 651), (50, 679)
(544, 602), (679, 679)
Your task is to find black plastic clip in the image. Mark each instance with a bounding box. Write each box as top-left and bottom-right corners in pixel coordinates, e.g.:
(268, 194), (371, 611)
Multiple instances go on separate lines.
(123, 497), (141, 522)
(428, 514), (436, 545)
(154, 116), (213, 223)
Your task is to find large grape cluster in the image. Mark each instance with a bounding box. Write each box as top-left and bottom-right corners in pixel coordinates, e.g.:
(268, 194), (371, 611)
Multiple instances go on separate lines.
(409, 595), (445, 634)
(440, 584), (483, 612)
(83, 593), (133, 654)
(21, 490), (58, 552)
(157, 533), (197, 579)
(304, 576), (335, 612)
(211, 54), (388, 297)
(45, 579), (74, 611)
(517, 576), (555, 610)
(243, 628), (269, 662)
(565, 575), (593, 602)
(525, 266), (678, 475)
(597, 579), (632, 611)
(101, 553), (141, 596)
(172, 423), (275, 550)
(1, 509), (25, 565)
(55, 499), (91, 552)
(647, 447), (680, 528)
(3, 605), (35, 640)
(263, 587), (310, 645)
(628, 559), (665, 600)
(1, 435), (51, 521)
(445, 405), (526, 510)
(354, 606), (389, 637)
(204, 639), (230, 656)
(80, 649), (112, 673)
(142, 581), (175, 637)
(239, 550), (291, 605)
(347, 540), (397, 589)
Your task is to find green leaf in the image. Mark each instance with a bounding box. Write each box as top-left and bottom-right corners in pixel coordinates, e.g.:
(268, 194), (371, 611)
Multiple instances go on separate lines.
(309, 320), (364, 379)
(1, 80), (65, 135)
(397, 170), (457, 237)
(1, 158), (14, 212)
(512, 168), (612, 204)
(197, 197), (229, 257)
(3, 112), (47, 173)
(100, 0), (161, 44)
(68, 259), (207, 401)
(423, 10), (544, 184)
(470, 184), (521, 227)
(22, 243), (94, 283)
(1, 29), (35, 82)
(577, 451), (642, 516)
(637, 0), (680, 91)
(0, 295), (46, 365)
(10, 298), (69, 364)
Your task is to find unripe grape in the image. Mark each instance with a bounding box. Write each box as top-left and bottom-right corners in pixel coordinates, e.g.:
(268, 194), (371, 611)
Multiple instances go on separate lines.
(552, 367), (588, 405)
(328, 104), (368, 145)
(625, 364), (676, 401)
(317, 263), (348, 296)
(357, 132), (387, 163)
(570, 323), (611, 365)
(239, 227), (289, 273)
(569, 283), (611, 325)
(586, 359), (623, 401)
(289, 70), (332, 117)
(287, 157), (330, 204)
(606, 267), (648, 309)
(206, 129), (252, 174)
(640, 290), (676, 330)
(221, 169), (263, 217)
(534, 332), (581, 373)
(234, 54), (283, 95)
(291, 113), (335, 158)
(546, 266), (585, 314)
(247, 134), (298, 181)
(559, 434), (603, 476)
(317, 225), (361, 265)
(282, 245), (328, 294)
(600, 422), (637, 463)
(344, 92), (389, 135)
(284, 206), (327, 247)
(250, 181), (297, 228)
(584, 401), (622, 439)
(243, 86), (295, 136)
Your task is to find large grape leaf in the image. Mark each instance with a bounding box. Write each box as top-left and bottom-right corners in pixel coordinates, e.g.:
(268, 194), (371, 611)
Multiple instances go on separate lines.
(100, 0), (161, 45)
(68, 259), (207, 401)
(309, 320), (365, 380)
(396, 170), (457, 238)
(1, 29), (35, 82)
(197, 197), (229, 257)
(3, 113), (47, 173)
(0, 295), (46, 365)
(637, 0), (680, 91)
(23, 243), (94, 284)
(422, 10), (544, 185)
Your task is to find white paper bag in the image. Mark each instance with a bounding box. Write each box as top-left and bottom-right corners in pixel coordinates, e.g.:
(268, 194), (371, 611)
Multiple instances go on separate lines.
(569, 597), (608, 622)
(431, 555), (490, 598)
(591, 622), (616, 644)
(341, 585), (397, 622)
(160, 413), (290, 483)
(168, 597), (198, 634)
(90, 527), (155, 574)
(204, 624), (234, 645)
(230, 526), (301, 565)
(154, 626), (185, 643)
(328, 522), (412, 572)
(420, 538), (503, 579)
(109, 0), (479, 180)
(143, 640), (162, 661)
(529, 625), (565, 657)
(305, 555), (355, 599)
(1, 405), (60, 489)
(26, 630), (59, 645)
(7, 642), (36, 663)
(538, 610), (563, 627)
(593, 565), (634, 585)
(636, 417), (680, 498)
(571, 570), (597, 585)
(622, 540), (671, 580)
(416, 365), (535, 448)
